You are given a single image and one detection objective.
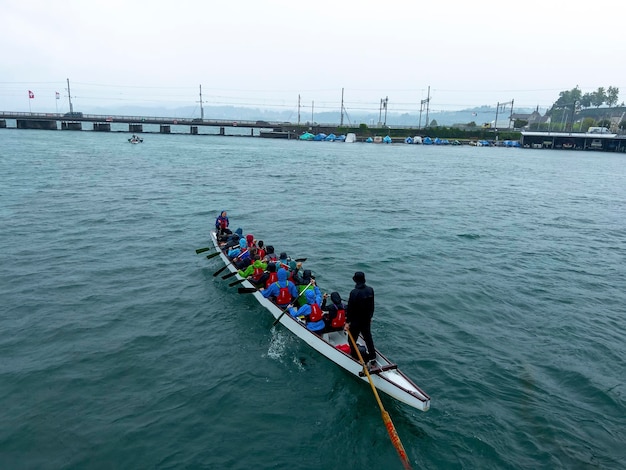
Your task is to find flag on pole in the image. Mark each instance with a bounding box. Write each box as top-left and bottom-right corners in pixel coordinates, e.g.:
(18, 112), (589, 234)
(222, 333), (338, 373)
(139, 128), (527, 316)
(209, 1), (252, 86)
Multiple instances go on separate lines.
(28, 90), (35, 99)
(55, 92), (60, 100)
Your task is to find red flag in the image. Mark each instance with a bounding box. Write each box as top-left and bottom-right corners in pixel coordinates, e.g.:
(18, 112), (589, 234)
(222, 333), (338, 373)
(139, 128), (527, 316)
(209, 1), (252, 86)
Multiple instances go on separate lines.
(28, 90), (34, 99)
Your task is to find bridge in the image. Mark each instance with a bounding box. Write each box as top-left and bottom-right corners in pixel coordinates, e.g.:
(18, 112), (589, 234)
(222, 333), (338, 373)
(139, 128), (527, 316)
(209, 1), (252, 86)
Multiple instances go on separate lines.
(0, 110), (290, 135)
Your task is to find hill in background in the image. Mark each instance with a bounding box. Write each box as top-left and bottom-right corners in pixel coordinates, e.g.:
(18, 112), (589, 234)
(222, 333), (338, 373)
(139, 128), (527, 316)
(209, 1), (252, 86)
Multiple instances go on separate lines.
(88, 104), (535, 128)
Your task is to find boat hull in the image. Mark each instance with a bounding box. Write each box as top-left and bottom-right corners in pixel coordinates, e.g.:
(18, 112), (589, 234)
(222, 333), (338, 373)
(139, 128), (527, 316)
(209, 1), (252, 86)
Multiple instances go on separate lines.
(210, 231), (430, 412)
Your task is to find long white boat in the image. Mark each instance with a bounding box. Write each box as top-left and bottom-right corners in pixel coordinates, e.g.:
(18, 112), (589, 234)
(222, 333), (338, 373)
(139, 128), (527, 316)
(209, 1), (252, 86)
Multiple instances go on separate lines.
(209, 231), (431, 412)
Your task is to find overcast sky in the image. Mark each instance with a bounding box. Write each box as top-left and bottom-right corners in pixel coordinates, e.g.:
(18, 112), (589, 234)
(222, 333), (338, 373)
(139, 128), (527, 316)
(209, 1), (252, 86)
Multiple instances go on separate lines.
(1, 0), (624, 116)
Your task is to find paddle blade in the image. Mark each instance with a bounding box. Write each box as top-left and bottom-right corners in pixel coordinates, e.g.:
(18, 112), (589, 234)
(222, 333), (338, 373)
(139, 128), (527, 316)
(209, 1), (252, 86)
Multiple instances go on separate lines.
(206, 251), (221, 260)
(383, 411), (412, 470)
(212, 264), (228, 277)
(238, 287), (257, 294)
(229, 278), (247, 287)
(295, 258), (307, 263)
(222, 271), (237, 279)
(195, 247), (212, 254)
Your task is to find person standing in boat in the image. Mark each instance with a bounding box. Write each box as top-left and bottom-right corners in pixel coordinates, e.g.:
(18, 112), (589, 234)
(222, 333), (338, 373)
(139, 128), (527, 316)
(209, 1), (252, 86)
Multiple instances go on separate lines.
(345, 271), (376, 364)
(215, 210), (231, 241)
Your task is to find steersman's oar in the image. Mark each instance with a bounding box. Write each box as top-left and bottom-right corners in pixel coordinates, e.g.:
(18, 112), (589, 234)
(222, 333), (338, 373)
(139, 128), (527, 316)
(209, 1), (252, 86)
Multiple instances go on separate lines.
(347, 330), (413, 470)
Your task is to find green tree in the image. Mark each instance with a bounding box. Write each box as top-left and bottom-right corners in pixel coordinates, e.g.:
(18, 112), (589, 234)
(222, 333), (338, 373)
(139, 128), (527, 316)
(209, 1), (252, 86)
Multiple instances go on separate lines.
(581, 117), (596, 131)
(514, 119), (528, 128)
(591, 87), (606, 107)
(555, 86), (582, 108)
(429, 119), (438, 127)
(606, 86), (620, 107)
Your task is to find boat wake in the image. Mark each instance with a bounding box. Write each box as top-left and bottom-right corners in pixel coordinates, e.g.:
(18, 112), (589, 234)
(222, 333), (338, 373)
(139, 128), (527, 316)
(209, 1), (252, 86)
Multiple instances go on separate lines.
(266, 329), (306, 370)
(266, 328), (288, 360)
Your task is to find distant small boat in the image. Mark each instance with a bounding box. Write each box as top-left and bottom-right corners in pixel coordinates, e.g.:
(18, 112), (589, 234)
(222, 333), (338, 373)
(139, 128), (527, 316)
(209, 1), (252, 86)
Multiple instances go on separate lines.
(413, 136), (423, 144)
(365, 137), (374, 143)
(128, 136), (143, 144)
(383, 136), (392, 144)
(404, 137), (413, 144)
(423, 137), (433, 145)
(373, 136), (383, 144)
(345, 133), (356, 143)
(335, 134), (346, 142)
(313, 133), (327, 141)
(299, 132), (315, 141)
(324, 133), (337, 142)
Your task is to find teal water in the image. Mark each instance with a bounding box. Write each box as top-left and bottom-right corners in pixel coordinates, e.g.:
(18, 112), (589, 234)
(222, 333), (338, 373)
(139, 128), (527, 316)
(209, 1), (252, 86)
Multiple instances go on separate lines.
(1, 129), (625, 469)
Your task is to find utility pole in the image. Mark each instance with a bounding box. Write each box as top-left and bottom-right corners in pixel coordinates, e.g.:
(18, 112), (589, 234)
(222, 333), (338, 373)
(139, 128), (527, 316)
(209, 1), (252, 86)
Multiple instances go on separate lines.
(495, 99), (514, 130)
(298, 94), (301, 126)
(419, 86), (431, 128)
(378, 98), (383, 126)
(383, 96), (388, 126)
(66, 78), (74, 114)
(311, 100), (314, 125)
(198, 84), (204, 120)
(340, 88), (344, 126)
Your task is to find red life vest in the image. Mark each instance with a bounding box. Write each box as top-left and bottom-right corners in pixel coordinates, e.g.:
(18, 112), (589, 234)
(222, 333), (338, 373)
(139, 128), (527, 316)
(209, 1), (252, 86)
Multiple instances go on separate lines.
(265, 271), (278, 288)
(257, 248), (266, 259)
(331, 307), (346, 328)
(275, 282), (292, 305)
(309, 303), (323, 322)
(252, 266), (264, 281)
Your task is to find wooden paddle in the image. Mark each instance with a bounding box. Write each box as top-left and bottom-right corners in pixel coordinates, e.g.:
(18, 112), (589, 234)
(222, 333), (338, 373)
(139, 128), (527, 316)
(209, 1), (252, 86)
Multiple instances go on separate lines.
(222, 271), (238, 279)
(271, 281), (312, 327)
(195, 246), (213, 254)
(213, 262), (232, 277)
(347, 330), (412, 470)
(206, 251), (221, 260)
(229, 278), (247, 287)
(238, 287), (257, 294)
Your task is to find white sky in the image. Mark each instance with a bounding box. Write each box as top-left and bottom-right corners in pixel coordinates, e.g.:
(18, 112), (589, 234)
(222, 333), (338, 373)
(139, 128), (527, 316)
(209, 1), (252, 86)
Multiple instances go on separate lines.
(1, 0), (624, 115)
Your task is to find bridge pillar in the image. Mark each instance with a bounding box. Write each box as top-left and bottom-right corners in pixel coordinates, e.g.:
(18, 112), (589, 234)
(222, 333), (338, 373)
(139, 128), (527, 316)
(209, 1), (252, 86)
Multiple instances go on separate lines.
(129, 124), (143, 133)
(190, 126), (198, 135)
(18, 119), (58, 130)
(219, 127), (225, 135)
(0, 119), (6, 128)
(93, 123), (111, 132)
(61, 122), (82, 130)
(160, 125), (171, 134)
(250, 129), (254, 136)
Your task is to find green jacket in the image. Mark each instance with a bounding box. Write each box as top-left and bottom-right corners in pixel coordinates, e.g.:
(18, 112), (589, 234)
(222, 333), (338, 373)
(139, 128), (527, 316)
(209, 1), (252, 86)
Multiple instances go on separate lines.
(238, 259), (267, 278)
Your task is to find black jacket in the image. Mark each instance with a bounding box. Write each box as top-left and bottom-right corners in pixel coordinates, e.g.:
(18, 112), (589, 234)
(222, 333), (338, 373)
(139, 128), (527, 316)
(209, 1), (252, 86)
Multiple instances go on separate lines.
(347, 282), (374, 324)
